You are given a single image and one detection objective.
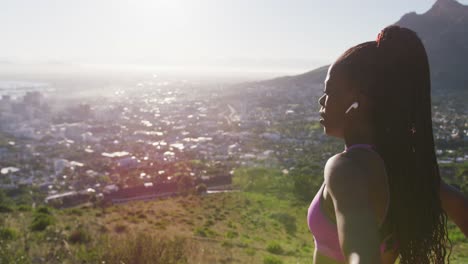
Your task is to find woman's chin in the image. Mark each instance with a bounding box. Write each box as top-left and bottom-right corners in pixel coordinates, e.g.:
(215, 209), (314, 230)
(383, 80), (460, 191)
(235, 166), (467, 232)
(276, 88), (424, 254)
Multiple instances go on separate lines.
(323, 127), (343, 138)
(320, 120), (340, 137)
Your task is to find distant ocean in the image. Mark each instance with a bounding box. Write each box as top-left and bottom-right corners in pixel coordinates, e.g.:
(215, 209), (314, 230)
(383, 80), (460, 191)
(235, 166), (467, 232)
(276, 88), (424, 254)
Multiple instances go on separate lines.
(0, 81), (53, 98)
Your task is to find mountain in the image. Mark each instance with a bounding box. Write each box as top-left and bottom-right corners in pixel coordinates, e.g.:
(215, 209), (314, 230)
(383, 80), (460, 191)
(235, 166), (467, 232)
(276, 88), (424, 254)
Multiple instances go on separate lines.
(250, 0), (467, 95)
(255, 65), (329, 90)
(395, 0), (468, 92)
(229, 65), (328, 108)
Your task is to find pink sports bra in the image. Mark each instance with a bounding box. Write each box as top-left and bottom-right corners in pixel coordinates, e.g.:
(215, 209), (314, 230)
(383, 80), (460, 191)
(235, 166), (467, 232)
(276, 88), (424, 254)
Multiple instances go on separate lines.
(307, 144), (398, 262)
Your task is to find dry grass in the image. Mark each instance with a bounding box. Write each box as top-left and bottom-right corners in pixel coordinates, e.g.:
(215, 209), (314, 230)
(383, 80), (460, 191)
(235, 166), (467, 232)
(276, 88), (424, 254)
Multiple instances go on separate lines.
(1, 192), (466, 263)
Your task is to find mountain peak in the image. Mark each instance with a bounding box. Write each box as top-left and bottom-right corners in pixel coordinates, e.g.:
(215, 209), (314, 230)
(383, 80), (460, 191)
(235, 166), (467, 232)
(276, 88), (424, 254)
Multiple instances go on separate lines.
(433, 0), (463, 8)
(425, 0), (467, 16)
(394, 0), (468, 92)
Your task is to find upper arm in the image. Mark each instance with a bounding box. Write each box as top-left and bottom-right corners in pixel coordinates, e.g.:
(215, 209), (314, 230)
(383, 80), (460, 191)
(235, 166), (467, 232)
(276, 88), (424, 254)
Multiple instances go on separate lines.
(440, 180), (468, 236)
(325, 155), (381, 264)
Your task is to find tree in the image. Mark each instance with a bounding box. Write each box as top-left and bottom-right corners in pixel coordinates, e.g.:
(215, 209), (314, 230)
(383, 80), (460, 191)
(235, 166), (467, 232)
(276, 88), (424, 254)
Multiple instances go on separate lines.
(195, 183), (207, 195)
(290, 163), (322, 202)
(177, 175), (194, 195)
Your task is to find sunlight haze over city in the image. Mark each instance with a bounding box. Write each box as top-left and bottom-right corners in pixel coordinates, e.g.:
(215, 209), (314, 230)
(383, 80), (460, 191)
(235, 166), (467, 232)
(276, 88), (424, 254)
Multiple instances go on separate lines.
(2, 0), (468, 76)
(0, 1), (467, 262)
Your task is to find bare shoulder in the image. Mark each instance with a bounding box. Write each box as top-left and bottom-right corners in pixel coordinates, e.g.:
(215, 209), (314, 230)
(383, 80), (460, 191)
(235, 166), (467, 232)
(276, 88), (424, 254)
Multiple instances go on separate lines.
(324, 152), (376, 199)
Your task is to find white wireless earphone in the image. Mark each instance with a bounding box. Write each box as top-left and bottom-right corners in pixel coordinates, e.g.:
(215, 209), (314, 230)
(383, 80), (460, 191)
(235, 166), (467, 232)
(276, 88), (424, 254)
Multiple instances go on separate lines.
(345, 102), (359, 114)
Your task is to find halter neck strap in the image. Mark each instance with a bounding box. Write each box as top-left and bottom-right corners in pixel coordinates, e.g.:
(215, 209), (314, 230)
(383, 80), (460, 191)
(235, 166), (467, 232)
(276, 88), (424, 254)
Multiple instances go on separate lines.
(344, 144), (376, 152)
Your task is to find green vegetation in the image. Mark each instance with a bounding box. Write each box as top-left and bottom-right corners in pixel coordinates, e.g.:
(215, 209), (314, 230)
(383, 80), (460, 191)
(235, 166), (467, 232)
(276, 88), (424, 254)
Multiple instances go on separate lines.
(0, 187), (46, 210)
(289, 163), (322, 202)
(264, 255), (284, 264)
(68, 228), (91, 244)
(232, 164), (468, 263)
(453, 162), (468, 195)
(270, 213), (297, 235)
(0, 192), (315, 263)
(233, 167), (291, 194)
(0, 163), (466, 263)
(0, 204), (14, 213)
(266, 241), (285, 255)
(95, 233), (187, 264)
(0, 227), (17, 240)
(29, 207), (55, 232)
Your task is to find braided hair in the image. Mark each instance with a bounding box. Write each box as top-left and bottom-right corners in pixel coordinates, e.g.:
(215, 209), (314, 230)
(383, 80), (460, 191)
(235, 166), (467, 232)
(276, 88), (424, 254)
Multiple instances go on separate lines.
(333, 25), (451, 263)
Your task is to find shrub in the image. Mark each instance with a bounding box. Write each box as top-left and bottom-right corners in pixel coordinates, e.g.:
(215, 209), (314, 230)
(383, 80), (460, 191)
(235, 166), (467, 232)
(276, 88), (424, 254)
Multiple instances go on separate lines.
(194, 227), (216, 238)
(0, 246), (29, 264)
(270, 213), (297, 235)
(137, 213), (146, 219)
(0, 227), (17, 240)
(245, 248), (256, 256)
(194, 227), (207, 237)
(177, 174), (194, 194)
(68, 208), (83, 216)
(204, 219), (214, 227)
(225, 231), (238, 239)
(16, 205), (32, 212)
(75, 246), (101, 263)
(30, 214), (54, 231)
(227, 221), (236, 229)
(0, 204), (13, 213)
(68, 228), (90, 244)
(36, 206), (52, 215)
(221, 240), (233, 247)
(196, 183), (207, 194)
(264, 255), (283, 264)
(266, 241), (284, 255)
(114, 224), (127, 233)
(99, 225), (109, 233)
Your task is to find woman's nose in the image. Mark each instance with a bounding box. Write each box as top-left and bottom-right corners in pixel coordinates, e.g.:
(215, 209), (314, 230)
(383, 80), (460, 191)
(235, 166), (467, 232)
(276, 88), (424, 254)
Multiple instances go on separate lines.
(318, 94), (325, 107)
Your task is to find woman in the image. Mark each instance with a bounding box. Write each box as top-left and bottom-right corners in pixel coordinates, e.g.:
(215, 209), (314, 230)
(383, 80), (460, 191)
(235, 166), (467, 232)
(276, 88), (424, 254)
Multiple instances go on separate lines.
(308, 25), (455, 264)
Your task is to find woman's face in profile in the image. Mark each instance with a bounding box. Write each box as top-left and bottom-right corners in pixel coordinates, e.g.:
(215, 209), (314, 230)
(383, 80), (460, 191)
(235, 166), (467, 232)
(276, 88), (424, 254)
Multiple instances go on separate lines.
(318, 64), (354, 138)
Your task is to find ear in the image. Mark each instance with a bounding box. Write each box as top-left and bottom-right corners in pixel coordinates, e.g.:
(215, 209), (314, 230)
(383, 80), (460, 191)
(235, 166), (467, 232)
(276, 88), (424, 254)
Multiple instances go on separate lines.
(345, 102), (359, 114)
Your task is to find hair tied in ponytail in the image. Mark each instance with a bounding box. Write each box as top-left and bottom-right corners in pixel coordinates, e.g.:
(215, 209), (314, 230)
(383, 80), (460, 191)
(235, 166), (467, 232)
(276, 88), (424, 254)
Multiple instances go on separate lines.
(376, 32), (384, 47)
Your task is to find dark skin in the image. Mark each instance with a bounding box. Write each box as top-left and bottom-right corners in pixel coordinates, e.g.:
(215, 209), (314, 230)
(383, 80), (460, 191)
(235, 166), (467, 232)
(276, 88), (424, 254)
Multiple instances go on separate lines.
(316, 63), (397, 264)
(315, 63), (468, 264)
(440, 181), (468, 237)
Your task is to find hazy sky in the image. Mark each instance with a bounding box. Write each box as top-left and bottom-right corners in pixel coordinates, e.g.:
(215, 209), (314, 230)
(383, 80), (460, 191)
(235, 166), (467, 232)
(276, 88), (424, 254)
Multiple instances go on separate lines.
(1, 0), (467, 75)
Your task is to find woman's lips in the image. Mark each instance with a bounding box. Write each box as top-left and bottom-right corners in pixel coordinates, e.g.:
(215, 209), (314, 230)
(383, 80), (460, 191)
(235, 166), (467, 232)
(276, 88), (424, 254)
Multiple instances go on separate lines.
(319, 112), (326, 125)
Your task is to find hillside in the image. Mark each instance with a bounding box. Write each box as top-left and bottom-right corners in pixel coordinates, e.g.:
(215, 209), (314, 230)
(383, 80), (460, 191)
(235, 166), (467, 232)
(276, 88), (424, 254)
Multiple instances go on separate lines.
(1, 190), (467, 264)
(1, 192), (316, 264)
(256, 65), (329, 91)
(228, 65), (328, 112)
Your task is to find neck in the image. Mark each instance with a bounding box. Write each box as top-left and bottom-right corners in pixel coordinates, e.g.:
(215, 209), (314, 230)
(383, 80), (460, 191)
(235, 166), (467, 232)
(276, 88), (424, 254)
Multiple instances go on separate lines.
(343, 122), (376, 149)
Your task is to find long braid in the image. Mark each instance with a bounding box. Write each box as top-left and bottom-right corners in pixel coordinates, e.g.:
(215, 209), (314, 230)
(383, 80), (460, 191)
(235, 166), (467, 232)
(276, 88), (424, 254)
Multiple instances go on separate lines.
(375, 26), (450, 264)
(334, 26), (451, 263)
